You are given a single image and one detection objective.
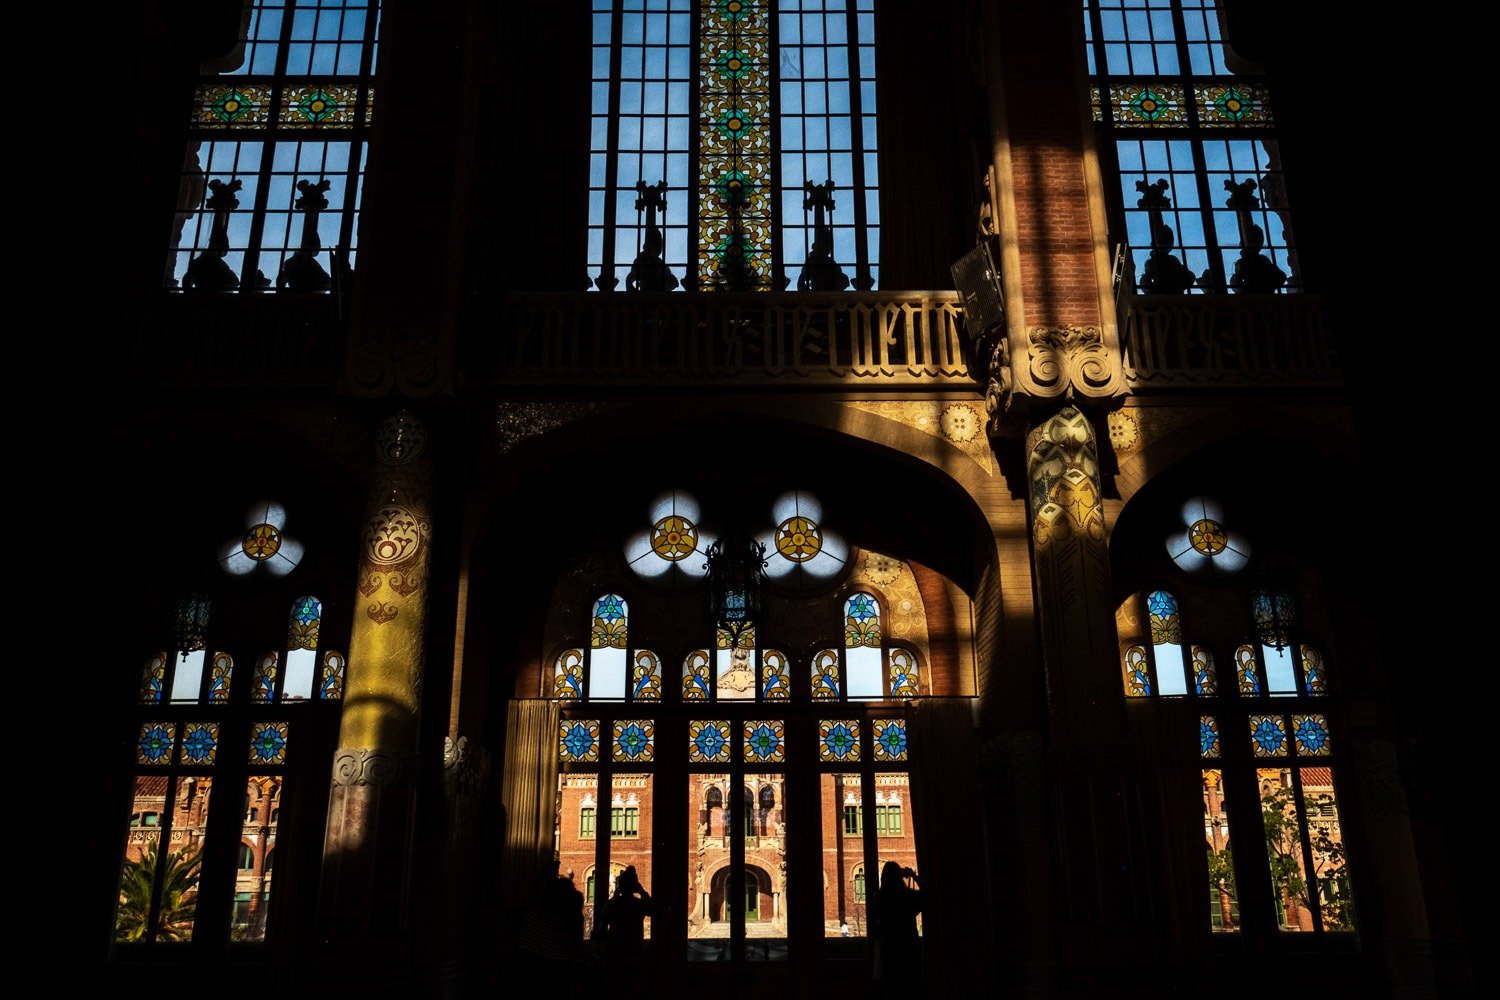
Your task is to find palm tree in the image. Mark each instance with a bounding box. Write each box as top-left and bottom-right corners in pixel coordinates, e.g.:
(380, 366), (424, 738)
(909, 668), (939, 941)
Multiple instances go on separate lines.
(114, 839), (204, 942)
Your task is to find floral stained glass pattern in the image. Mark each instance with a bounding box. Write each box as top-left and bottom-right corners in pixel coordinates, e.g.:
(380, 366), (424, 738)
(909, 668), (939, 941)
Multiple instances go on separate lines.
(592, 595), (629, 649)
(280, 85), (361, 128)
(632, 651), (662, 702)
(1234, 645), (1262, 696)
(683, 650), (712, 701)
(1292, 715), (1330, 756)
(249, 722), (289, 765)
(1122, 645), (1152, 697)
(209, 652), (234, 703)
(889, 648), (919, 699)
(1250, 715), (1287, 758)
(1108, 83), (1188, 126)
(845, 593), (881, 648)
(1167, 498), (1251, 577)
(744, 720), (785, 763)
(820, 720), (860, 762)
(697, 0), (772, 289)
(137, 723), (177, 765)
(775, 516), (823, 562)
(651, 515), (699, 561)
(1200, 716), (1220, 759)
(253, 653), (279, 704)
(193, 84), (272, 127)
(1195, 84), (1272, 126)
(1147, 591), (1182, 644)
(1192, 646), (1218, 697)
(761, 649), (789, 701)
(288, 596), (322, 650)
(1300, 646), (1327, 696)
(320, 650), (346, 700)
(554, 649), (585, 702)
(181, 723), (220, 765)
(873, 719), (908, 762)
(690, 720), (731, 764)
(613, 720), (656, 762)
(140, 653), (167, 705)
(811, 649), (841, 700)
(560, 720), (601, 763)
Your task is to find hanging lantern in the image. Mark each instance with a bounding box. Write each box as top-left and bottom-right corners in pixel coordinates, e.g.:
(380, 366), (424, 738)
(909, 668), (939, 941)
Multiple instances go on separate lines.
(705, 532), (768, 646)
(1250, 584), (1298, 651)
(173, 593), (213, 660)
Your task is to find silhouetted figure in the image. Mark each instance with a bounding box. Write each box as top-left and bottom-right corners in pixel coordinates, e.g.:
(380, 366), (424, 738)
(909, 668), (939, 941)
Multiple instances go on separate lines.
(875, 860), (922, 998)
(604, 865), (653, 996)
(626, 181), (679, 292)
(517, 861), (586, 973)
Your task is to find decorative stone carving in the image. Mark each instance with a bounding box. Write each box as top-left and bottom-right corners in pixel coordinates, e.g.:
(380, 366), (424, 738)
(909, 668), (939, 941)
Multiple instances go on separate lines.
(376, 410), (427, 463)
(1106, 409), (1139, 454)
(344, 326), (448, 398)
(844, 400), (997, 475)
(367, 601), (398, 625)
(1023, 325), (1126, 401)
(332, 748), (418, 787)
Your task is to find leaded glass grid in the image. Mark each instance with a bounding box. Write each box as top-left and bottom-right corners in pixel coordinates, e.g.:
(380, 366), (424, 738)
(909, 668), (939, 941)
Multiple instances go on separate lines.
(1249, 715), (1286, 758)
(613, 719), (657, 761)
(181, 723), (221, 765)
(744, 719), (786, 762)
(819, 719), (860, 761)
(137, 723), (178, 766)
(168, 0), (379, 291)
(872, 718), (907, 761)
(320, 650), (346, 699)
(249, 722), (290, 765)
(561, 719), (603, 763)
(555, 649), (586, 702)
(690, 719), (732, 763)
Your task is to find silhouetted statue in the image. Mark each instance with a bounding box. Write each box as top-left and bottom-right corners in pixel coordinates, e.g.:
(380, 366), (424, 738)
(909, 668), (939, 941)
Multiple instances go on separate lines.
(1222, 177), (1287, 293)
(626, 181), (680, 292)
(184, 178), (243, 292)
(798, 180), (850, 291)
(874, 860), (922, 999)
(279, 178), (333, 292)
(1134, 178), (1196, 294)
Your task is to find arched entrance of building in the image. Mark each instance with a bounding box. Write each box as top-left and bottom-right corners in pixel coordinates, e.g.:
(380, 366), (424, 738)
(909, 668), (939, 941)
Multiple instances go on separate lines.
(468, 410), (992, 992)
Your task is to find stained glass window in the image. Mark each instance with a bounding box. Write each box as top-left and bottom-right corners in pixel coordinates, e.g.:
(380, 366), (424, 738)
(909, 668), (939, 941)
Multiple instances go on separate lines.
(819, 719), (860, 762)
(168, 2), (380, 292)
(758, 491), (850, 586)
(1085, 0), (1297, 294)
(116, 554), (343, 953)
(625, 491), (716, 582)
(588, 0), (880, 291)
(1147, 590), (1188, 695)
(1166, 496), (1250, 577)
(744, 719), (786, 763)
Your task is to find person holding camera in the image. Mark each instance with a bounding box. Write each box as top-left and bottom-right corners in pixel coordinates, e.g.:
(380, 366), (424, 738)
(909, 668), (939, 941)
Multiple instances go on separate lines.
(874, 860), (923, 996)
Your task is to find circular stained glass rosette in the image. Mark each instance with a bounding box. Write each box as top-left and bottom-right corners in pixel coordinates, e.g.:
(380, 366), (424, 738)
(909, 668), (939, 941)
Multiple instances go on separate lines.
(1167, 496), (1249, 575)
(717, 109), (751, 139)
(243, 523), (283, 560)
(716, 170), (754, 206)
(1188, 518), (1227, 555)
(715, 0), (750, 22)
(650, 515), (698, 560)
(775, 516), (823, 562)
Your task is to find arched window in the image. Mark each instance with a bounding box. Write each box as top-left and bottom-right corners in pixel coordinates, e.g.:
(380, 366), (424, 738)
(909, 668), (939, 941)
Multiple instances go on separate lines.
(1084, 0), (1297, 294)
(1115, 494), (1355, 940)
(588, 0), (880, 291)
(112, 500), (345, 953)
(169, 0), (381, 292)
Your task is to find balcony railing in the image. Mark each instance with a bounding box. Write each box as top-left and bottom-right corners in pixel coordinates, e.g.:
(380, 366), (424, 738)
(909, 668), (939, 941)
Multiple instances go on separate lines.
(486, 291), (972, 388)
(1120, 293), (1339, 389)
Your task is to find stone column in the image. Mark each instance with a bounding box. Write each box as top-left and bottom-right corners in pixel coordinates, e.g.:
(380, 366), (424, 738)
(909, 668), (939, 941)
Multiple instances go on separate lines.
(318, 410), (434, 989)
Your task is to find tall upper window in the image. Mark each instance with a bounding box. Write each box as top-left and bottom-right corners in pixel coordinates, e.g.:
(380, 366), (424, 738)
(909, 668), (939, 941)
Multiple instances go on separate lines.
(588, 0), (879, 292)
(168, 0), (380, 293)
(1084, 0), (1297, 294)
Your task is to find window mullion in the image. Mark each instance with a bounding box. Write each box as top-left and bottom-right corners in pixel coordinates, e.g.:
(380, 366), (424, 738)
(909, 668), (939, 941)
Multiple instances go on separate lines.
(844, 1), (870, 290)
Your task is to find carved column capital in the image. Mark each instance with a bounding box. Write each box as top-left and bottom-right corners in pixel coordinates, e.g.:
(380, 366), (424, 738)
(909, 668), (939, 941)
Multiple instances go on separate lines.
(332, 747), (419, 787)
(1015, 325), (1127, 401)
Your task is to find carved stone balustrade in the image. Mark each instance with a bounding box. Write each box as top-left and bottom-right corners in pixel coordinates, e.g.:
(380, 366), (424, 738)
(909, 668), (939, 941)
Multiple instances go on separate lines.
(1120, 293), (1340, 389)
(486, 291), (972, 389)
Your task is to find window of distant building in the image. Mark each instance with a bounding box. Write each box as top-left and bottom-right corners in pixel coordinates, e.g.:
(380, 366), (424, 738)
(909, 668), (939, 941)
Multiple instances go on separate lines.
(588, 0), (879, 291)
(112, 502), (346, 954)
(1116, 497), (1355, 941)
(168, 0), (380, 293)
(1084, 0), (1298, 294)
(549, 486), (929, 962)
